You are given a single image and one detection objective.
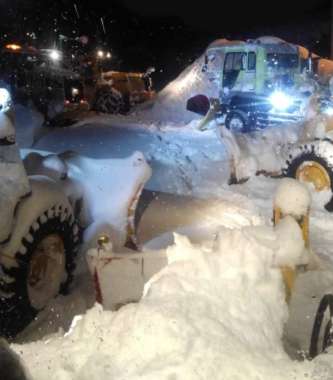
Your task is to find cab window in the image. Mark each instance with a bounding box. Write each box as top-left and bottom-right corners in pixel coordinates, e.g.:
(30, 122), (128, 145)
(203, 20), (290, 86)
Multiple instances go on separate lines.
(224, 52), (245, 72)
(248, 52), (256, 70)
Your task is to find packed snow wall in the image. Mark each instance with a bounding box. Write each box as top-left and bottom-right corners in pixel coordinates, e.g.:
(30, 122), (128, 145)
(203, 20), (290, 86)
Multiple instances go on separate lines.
(136, 54), (219, 124)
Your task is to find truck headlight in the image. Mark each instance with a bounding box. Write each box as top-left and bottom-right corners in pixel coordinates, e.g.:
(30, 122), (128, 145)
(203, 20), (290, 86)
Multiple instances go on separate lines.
(0, 88), (11, 112)
(49, 49), (61, 61)
(269, 91), (294, 111)
(324, 107), (333, 116)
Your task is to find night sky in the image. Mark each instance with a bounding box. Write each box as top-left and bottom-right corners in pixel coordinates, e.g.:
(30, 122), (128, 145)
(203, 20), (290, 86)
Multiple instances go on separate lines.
(0, 0), (331, 88)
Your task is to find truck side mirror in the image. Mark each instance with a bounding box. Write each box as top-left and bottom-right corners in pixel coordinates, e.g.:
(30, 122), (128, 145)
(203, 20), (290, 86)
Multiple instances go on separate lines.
(186, 94), (210, 116)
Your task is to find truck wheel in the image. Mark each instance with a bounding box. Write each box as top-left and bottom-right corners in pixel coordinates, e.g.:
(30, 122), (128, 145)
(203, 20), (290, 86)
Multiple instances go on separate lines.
(93, 87), (124, 114)
(282, 142), (333, 211)
(0, 205), (80, 338)
(225, 112), (247, 133)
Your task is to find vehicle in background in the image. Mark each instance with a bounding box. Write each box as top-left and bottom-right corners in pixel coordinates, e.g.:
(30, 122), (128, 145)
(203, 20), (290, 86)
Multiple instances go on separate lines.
(187, 37), (321, 132)
(81, 51), (156, 114)
(0, 43), (79, 119)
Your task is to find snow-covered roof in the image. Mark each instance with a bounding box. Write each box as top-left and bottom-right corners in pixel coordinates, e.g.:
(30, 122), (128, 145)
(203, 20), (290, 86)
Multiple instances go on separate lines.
(255, 36), (287, 44)
(207, 36), (298, 54)
(207, 39), (246, 50)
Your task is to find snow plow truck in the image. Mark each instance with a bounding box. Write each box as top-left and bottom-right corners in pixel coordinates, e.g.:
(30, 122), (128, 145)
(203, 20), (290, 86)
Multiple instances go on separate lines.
(79, 52), (156, 114)
(0, 87), (151, 338)
(187, 36), (324, 132)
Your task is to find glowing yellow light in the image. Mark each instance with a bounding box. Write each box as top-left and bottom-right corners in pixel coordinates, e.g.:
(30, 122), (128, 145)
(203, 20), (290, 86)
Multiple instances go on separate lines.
(5, 44), (22, 51)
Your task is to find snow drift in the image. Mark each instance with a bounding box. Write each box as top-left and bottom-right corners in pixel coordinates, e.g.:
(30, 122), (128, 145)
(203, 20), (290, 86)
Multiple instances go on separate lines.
(136, 54), (218, 124)
(13, 224), (333, 380)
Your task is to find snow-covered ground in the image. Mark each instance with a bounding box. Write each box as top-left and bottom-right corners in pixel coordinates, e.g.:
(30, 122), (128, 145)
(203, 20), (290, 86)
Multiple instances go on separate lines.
(7, 47), (333, 379)
(9, 174), (333, 380)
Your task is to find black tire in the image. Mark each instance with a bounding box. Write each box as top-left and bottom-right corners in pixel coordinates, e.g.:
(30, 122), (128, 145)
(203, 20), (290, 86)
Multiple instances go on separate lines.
(225, 111), (247, 133)
(282, 141), (333, 211)
(93, 87), (125, 114)
(0, 205), (81, 338)
(309, 294), (333, 359)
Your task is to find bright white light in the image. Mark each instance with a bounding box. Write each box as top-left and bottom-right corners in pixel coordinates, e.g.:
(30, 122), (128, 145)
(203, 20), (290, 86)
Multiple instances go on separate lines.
(106, 52), (112, 59)
(49, 50), (61, 61)
(269, 91), (294, 111)
(0, 88), (11, 112)
(324, 107), (333, 116)
(97, 50), (104, 58)
(71, 87), (79, 96)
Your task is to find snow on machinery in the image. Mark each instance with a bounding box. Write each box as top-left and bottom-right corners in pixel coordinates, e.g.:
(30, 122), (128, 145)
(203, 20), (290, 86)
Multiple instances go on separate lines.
(187, 36), (323, 132)
(87, 177), (333, 360)
(0, 87), (151, 338)
(182, 35), (333, 206)
(281, 88), (333, 211)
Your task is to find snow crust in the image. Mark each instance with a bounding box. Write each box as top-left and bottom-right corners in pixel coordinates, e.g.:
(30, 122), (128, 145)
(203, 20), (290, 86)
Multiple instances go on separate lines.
(274, 178), (311, 218)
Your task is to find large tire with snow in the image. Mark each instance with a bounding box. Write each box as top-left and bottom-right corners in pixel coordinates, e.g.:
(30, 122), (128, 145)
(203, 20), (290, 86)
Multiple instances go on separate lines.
(282, 140), (333, 211)
(225, 111), (248, 133)
(93, 86), (125, 114)
(0, 205), (80, 338)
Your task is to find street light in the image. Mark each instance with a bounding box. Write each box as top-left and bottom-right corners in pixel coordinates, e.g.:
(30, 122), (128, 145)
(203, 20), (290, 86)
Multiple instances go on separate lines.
(97, 50), (104, 59)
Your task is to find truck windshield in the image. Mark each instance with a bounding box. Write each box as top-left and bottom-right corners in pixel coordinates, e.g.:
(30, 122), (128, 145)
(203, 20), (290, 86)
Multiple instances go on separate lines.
(267, 53), (298, 69)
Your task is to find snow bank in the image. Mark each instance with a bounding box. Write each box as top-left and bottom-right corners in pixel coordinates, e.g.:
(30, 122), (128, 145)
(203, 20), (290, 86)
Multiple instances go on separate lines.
(33, 122), (231, 197)
(13, 222), (332, 380)
(228, 122), (302, 178)
(136, 54), (218, 124)
(274, 178), (311, 218)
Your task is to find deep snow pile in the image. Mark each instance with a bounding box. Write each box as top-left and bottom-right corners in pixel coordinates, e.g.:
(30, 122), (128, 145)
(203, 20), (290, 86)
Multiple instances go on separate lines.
(135, 54), (218, 124)
(13, 223), (333, 380)
(33, 117), (303, 199)
(228, 122), (302, 180)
